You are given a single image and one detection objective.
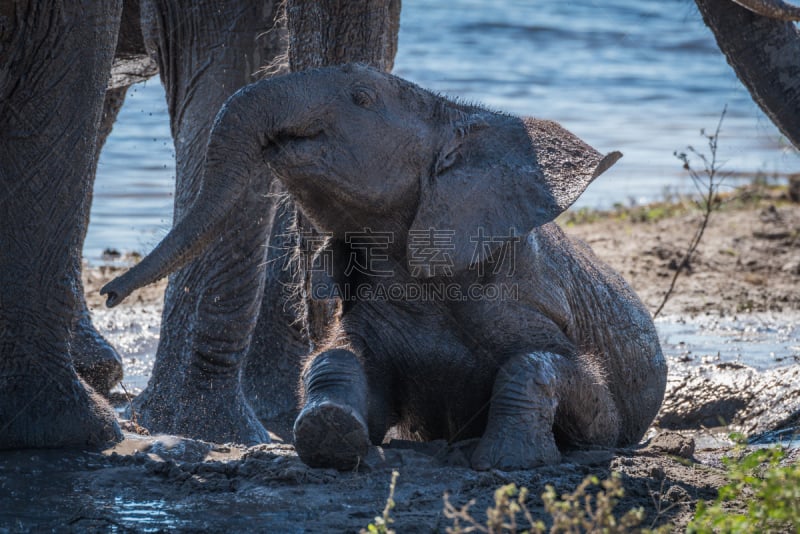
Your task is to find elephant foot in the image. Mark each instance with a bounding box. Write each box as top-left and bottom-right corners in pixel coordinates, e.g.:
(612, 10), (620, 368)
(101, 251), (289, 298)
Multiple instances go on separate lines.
(293, 401), (369, 470)
(472, 425), (560, 471)
(471, 352), (562, 471)
(133, 376), (270, 445)
(294, 349), (370, 469)
(172, 391), (271, 445)
(71, 313), (123, 395)
(129, 382), (174, 434)
(0, 367), (121, 450)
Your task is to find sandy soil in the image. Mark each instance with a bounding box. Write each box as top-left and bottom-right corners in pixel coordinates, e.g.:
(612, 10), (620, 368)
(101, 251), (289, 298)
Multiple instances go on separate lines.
(3, 192), (797, 532)
(564, 190), (800, 318)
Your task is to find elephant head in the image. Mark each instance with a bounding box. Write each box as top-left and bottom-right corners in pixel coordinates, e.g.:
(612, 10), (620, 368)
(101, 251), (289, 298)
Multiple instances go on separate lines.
(101, 64), (619, 304)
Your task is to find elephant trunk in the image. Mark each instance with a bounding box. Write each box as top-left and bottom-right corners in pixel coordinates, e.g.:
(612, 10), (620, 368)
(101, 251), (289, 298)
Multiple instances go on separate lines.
(101, 78), (295, 307)
(695, 0), (800, 149)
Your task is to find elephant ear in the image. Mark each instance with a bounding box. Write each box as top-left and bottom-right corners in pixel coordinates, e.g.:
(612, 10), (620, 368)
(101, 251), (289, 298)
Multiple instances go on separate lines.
(408, 114), (621, 278)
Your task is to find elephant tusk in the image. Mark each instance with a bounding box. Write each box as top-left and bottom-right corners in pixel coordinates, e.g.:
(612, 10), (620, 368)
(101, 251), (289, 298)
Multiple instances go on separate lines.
(730, 0), (800, 21)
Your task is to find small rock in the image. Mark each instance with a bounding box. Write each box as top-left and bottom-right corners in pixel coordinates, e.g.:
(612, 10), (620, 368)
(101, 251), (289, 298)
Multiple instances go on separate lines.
(781, 258), (800, 275)
(665, 484), (690, 503)
(646, 431), (695, 459)
(649, 465), (666, 479)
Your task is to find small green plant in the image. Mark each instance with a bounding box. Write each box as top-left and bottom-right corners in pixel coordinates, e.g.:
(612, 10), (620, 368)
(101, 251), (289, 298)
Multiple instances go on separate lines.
(688, 443), (800, 533)
(443, 473), (664, 533)
(363, 470), (400, 534)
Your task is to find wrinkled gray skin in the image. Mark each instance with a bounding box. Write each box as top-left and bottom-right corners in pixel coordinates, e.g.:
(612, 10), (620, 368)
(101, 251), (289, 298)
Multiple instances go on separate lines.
(0, 0), (289, 449)
(0, 0), (386, 449)
(104, 64), (667, 470)
(70, 0), (158, 396)
(0, 0), (124, 448)
(694, 0), (800, 150)
(119, 0), (288, 445)
(3, 0), (160, 402)
(0, 0), (155, 404)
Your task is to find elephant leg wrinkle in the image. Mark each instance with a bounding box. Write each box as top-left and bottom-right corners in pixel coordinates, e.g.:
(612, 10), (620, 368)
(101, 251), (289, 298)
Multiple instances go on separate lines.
(471, 353), (561, 471)
(294, 350), (370, 470)
(0, 0), (123, 448)
(70, 312), (123, 395)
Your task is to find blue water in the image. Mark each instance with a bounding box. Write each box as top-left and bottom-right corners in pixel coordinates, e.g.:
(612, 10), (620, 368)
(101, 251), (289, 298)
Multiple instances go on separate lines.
(86, 0), (798, 261)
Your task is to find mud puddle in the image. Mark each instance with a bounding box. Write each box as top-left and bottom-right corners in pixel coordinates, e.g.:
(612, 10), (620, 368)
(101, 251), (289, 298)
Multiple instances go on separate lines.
(657, 312), (800, 371)
(95, 307), (800, 447)
(1, 311), (798, 531)
(0, 432), (724, 532)
(0, 447), (309, 532)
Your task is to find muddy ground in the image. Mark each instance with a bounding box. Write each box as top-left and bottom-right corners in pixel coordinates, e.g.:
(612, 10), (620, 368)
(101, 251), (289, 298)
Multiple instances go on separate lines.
(2, 190), (799, 532)
(563, 186), (800, 317)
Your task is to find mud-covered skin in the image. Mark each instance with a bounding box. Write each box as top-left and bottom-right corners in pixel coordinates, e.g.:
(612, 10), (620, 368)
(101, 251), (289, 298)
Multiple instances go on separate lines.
(302, 224), (662, 470)
(0, 0), (124, 449)
(293, 350), (370, 469)
(104, 65), (665, 469)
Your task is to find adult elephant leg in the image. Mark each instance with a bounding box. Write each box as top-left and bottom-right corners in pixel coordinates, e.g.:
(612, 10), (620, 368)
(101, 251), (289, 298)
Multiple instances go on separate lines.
(285, 0), (401, 71)
(152, 180), (276, 444)
(242, 194), (308, 439)
(131, 0), (286, 442)
(70, 0), (159, 395)
(70, 85), (130, 396)
(0, 0), (122, 448)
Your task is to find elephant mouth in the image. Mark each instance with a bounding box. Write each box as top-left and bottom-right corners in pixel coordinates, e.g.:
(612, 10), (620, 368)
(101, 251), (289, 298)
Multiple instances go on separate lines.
(264, 123), (328, 168)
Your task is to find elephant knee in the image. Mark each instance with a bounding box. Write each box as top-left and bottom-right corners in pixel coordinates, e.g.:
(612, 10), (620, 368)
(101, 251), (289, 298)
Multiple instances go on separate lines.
(491, 353), (560, 420)
(555, 357), (620, 447)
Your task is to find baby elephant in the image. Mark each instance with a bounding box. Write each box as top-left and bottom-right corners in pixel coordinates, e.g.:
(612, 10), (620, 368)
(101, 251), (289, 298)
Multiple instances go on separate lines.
(102, 64), (666, 470)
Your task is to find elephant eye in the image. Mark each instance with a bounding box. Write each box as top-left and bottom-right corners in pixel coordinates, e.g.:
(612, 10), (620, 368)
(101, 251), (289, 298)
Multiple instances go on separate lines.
(352, 87), (376, 108)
